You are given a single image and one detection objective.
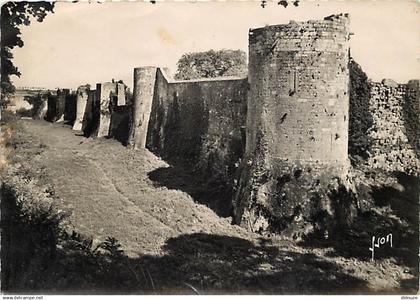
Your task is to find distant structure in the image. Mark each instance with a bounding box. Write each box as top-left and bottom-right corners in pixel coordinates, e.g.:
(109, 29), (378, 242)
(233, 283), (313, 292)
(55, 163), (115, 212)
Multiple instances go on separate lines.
(7, 87), (52, 113)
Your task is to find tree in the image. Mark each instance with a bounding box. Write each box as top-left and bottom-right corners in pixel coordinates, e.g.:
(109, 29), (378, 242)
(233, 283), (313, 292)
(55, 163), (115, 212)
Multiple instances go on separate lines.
(348, 58), (373, 160)
(22, 92), (44, 118)
(1, 1), (55, 108)
(262, 0), (299, 8)
(175, 49), (247, 80)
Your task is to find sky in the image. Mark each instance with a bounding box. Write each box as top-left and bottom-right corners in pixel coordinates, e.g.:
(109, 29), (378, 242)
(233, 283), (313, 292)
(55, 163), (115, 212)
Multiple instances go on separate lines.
(11, 0), (420, 90)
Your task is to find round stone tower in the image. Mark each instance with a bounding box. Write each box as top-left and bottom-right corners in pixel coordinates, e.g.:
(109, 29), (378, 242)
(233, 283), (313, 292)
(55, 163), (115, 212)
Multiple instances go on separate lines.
(234, 14), (352, 237)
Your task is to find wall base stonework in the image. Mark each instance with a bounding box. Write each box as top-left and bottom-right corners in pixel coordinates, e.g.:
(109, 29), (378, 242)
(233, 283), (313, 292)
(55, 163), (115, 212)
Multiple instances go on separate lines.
(45, 89), (68, 122)
(64, 92), (77, 125)
(109, 105), (131, 145)
(86, 82), (127, 138)
(96, 83), (114, 137)
(128, 67), (158, 149)
(73, 85), (90, 131)
(36, 94), (48, 120)
(56, 89), (69, 122)
(233, 157), (353, 238)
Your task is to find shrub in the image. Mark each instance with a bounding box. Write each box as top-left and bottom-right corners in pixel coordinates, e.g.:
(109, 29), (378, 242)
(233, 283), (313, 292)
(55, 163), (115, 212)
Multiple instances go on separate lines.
(1, 167), (139, 292)
(348, 58), (373, 160)
(15, 107), (33, 118)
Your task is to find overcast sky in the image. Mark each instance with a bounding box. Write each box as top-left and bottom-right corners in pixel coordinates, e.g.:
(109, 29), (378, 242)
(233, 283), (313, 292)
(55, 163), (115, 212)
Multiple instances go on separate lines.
(12, 0), (419, 90)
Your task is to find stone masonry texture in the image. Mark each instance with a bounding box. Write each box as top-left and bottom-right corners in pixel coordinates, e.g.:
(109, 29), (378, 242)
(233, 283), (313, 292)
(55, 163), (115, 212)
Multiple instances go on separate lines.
(96, 82), (116, 137)
(128, 67), (158, 149)
(72, 85), (90, 131)
(367, 80), (420, 174)
(233, 14), (352, 237)
(147, 69), (248, 183)
(55, 89), (69, 123)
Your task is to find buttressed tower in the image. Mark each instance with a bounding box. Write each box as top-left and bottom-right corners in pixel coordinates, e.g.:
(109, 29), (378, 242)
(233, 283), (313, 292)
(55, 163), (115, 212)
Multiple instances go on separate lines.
(234, 14), (351, 236)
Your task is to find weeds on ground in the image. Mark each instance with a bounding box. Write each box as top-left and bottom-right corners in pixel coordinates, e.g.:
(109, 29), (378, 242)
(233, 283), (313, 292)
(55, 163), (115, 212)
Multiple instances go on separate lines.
(0, 126), (144, 293)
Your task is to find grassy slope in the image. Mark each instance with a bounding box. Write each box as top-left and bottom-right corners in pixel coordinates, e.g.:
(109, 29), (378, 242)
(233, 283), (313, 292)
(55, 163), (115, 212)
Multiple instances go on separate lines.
(1, 118), (417, 294)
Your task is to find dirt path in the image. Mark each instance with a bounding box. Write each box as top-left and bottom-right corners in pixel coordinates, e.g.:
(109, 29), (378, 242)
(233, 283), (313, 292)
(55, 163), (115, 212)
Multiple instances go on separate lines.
(8, 119), (418, 294)
(22, 119), (249, 256)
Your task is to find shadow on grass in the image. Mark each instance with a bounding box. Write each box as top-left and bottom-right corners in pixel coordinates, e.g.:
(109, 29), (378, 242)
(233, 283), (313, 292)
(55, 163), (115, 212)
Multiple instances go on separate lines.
(138, 233), (368, 295)
(0, 182), (140, 294)
(1, 180), (369, 294)
(108, 106), (130, 146)
(148, 164), (234, 218)
(297, 172), (419, 293)
(3, 165), (418, 294)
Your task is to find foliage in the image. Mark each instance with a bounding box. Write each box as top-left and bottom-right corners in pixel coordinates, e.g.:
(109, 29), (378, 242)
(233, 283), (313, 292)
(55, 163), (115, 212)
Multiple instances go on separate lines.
(1, 169), (68, 291)
(348, 58), (373, 160)
(0, 109), (17, 124)
(175, 49), (247, 80)
(261, 0), (299, 8)
(15, 107), (33, 117)
(1, 167), (138, 292)
(22, 93), (46, 118)
(1, 2), (55, 108)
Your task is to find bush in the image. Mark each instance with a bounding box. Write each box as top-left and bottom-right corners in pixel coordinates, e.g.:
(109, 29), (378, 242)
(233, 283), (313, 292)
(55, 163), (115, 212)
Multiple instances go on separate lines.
(175, 49), (247, 80)
(1, 167), (140, 292)
(348, 58), (373, 160)
(1, 171), (68, 291)
(0, 109), (17, 125)
(15, 107), (33, 118)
